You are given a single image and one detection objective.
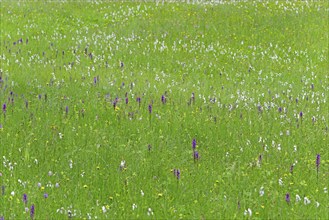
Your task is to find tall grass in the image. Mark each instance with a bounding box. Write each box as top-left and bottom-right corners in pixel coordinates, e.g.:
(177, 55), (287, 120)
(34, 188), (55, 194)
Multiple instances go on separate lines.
(1, 1), (328, 219)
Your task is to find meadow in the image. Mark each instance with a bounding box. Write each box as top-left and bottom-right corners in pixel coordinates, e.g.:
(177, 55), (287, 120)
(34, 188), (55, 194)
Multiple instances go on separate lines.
(0, 0), (328, 219)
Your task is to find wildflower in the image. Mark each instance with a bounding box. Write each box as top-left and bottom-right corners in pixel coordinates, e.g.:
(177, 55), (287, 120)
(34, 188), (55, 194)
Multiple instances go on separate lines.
(316, 154), (320, 172)
(315, 201), (320, 208)
(259, 187), (264, 197)
(299, 111), (303, 118)
(193, 151), (199, 161)
(147, 207), (154, 216)
(23, 193), (28, 205)
(125, 97), (128, 104)
(48, 171), (53, 176)
(65, 106), (69, 115)
(140, 190), (144, 196)
(244, 208), (252, 216)
(11, 191), (15, 196)
(148, 104), (152, 114)
(290, 164), (294, 174)
(304, 196), (311, 205)
(44, 193), (48, 199)
(258, 154), (262, 165)
(55, 183), (60, 188)
(285, 193), (290, 203)
(161, 95), (166, 104)
(257, 105), (263, 113)
(102, 206), (107, 213)
(173, 169), (180, 180)
(192, 138), (196, 150)
(132, 203), (137, 210)
(2, 103), (6, 112)
(279, 178), (283, 186)
(37, 183), (41, 188)
(324, 187), (328, 193)
(286, 130), (290, 136)
(119, 160), (126, 170)
(30, 204), (35, 219)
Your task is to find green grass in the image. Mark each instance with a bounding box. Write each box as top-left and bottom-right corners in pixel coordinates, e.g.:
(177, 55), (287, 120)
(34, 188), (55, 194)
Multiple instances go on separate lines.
(0, 1), (328, 219)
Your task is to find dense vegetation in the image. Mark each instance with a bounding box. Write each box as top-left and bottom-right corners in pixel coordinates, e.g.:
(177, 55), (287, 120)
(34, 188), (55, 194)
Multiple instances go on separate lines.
(1, 1), (328, 219)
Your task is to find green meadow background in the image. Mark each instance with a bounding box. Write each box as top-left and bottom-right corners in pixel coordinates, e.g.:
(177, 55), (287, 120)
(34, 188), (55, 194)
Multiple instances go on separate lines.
(0, 1), (328, 219)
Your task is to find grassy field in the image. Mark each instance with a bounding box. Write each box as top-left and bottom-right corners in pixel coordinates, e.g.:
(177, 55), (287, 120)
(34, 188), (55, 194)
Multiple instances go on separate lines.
(0, 0), (328, 219)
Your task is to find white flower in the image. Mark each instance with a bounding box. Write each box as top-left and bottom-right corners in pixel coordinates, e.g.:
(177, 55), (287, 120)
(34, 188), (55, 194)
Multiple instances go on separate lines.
(147, 207), (153, 216)
(324, 187), (328, 194)
(296, 194), (301, 202)
(304, 197), (311, 205)
(141, 190), (144, 196)
(58, 133), (63, 139)
(244, 208), (252, 216)
(259, 187), (264, 197)
(293, 145), (297, 152)
(279, 178), (284, 186)
(315, 201), (320, 208)
(132, 203), (137, 210)
(102, 206), (107, 213)
(119, 160), (126, 170)
(11, 191), (15, 196)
